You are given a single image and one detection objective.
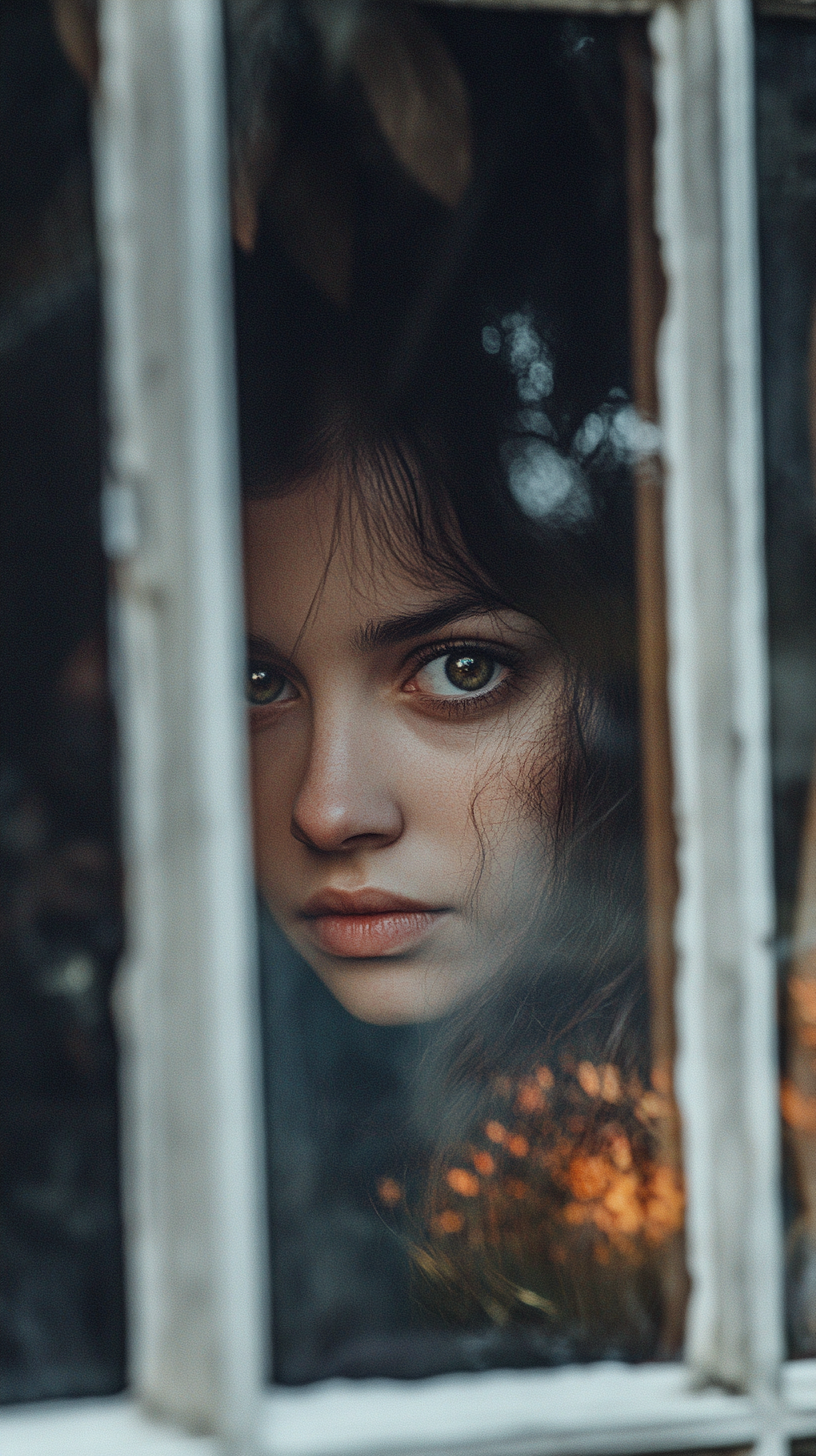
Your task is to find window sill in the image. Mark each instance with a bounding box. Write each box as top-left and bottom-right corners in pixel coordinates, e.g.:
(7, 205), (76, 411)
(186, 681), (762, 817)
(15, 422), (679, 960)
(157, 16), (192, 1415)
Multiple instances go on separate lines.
(260, 1362), (758, 1456)
(0, 1395), (219, 1456)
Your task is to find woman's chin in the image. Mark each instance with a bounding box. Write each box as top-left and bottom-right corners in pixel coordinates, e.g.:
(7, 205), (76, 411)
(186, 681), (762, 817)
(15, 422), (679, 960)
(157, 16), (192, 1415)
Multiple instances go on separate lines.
(311, 957), (469, 1025)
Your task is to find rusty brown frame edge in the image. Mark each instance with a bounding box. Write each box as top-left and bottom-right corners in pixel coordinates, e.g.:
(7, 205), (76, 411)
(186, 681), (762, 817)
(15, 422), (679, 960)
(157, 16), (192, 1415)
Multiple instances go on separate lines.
(426, 0), (816, 20)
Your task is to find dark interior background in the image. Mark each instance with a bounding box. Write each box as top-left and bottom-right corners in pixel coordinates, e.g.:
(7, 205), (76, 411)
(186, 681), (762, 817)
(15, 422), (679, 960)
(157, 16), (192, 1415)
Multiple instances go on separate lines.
(757, 16), (816, 1359)
(0, 0), (125, 1403)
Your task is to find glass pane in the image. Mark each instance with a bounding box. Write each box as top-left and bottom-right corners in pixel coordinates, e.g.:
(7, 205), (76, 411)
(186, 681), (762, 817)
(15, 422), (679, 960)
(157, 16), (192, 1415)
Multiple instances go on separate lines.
(0, 1), (125, 1402)
(229, 2), (687, 1382)
(757, 14), (816, 1361)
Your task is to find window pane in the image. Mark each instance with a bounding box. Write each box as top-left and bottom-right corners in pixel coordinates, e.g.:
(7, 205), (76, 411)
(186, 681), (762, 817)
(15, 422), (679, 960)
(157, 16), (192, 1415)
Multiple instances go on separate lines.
(757, 13), (816, 1362)
(0, 1), (125, 1402)
(230, 2), (687, 1383)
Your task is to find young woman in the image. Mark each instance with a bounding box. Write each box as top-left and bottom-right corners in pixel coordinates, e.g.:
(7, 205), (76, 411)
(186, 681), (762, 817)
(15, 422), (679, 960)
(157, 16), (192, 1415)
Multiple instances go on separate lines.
(244, 442), (572, 1030)
(231, 1), (683, 1383)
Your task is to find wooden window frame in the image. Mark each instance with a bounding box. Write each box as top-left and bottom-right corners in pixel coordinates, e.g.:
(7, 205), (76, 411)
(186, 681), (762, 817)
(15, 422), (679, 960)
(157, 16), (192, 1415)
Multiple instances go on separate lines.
(4, 0), (815, 1451)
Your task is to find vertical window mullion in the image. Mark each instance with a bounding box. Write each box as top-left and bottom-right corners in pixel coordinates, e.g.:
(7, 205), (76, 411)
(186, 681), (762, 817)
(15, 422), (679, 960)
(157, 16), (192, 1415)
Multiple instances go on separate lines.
(714, 0), (785, 1410)
(652, 0), (784, 1420)
(93, 0), (266, 1444)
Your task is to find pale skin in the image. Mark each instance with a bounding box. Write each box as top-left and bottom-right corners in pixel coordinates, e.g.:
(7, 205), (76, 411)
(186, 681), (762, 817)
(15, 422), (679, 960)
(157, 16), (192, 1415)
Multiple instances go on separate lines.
(243, 468), (565, 1025)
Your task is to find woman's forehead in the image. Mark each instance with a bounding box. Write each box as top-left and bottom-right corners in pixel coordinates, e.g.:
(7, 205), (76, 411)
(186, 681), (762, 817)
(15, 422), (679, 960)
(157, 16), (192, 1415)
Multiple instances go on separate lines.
(242, 488), (544, 664)
(244, 466), (459, 612)
(244, 477), (419, 586)
(243, 485), (450, 644)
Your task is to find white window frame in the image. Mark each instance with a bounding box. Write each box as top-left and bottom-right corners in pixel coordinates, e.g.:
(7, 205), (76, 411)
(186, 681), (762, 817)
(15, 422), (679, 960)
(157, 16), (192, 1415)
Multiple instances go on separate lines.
(3, 0), (815, 1452)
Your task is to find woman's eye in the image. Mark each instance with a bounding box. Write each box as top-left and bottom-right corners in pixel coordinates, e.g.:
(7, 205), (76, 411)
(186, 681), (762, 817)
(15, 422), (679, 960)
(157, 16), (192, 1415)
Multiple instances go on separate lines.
(413, 650), (504, 698)
(246, 662), (295, 706)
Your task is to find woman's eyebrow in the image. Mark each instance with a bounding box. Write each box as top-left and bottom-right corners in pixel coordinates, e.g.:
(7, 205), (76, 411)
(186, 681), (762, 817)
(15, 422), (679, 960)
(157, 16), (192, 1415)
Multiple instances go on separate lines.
(246, 631), (291, 662)
(353, 594), (502, 652)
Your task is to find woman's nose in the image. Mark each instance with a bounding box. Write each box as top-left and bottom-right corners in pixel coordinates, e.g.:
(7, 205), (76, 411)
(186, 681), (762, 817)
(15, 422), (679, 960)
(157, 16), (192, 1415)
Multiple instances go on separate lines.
(290, 711), (404, 853)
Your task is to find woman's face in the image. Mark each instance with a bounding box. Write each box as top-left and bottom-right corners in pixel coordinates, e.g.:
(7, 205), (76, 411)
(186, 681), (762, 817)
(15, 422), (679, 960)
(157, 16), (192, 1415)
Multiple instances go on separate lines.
(243, 469), (564, 1024)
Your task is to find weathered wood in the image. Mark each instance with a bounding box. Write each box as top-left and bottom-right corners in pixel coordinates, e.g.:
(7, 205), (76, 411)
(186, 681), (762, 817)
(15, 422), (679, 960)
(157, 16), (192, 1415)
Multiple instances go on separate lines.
(93, 2), (266, 1443)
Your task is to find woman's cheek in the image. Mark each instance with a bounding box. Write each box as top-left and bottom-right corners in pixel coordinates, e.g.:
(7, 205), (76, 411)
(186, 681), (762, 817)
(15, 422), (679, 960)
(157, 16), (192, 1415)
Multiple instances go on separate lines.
(249, 729), (301, 895)
(397, 729), (515, 880)
(398, 731), (479, 829)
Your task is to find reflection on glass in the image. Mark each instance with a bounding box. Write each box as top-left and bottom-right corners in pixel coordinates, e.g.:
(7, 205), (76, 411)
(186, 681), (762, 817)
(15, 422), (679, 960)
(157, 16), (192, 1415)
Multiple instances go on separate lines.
(0, 2), (125, 1403)
(230, 2), (686, 1381)
(757, 16), (816, 1360)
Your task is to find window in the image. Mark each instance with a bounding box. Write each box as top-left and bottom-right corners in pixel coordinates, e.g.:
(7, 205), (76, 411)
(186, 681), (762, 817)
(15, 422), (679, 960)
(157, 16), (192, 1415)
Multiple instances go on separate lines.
(757, 9), (816, 1364)
(241, 4), (685, 1386)
(3, 1), (815, 1454)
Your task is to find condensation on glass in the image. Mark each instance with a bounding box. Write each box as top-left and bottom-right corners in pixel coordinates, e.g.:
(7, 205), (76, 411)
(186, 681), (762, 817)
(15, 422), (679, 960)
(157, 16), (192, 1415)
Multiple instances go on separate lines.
(0, 1), (125, 1404)
(756, 11), (816, 1361)
(227, 1), (687, 1384)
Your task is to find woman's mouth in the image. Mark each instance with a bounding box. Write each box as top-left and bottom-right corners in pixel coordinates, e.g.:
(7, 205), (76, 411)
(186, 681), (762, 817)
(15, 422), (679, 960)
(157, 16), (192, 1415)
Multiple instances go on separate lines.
(300, 889), (446, 958)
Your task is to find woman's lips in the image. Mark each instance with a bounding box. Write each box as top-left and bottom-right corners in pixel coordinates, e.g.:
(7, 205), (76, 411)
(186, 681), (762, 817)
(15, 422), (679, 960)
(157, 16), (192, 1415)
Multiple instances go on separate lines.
(300, 889), (446, 959)
(307, 911), (439, 958)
